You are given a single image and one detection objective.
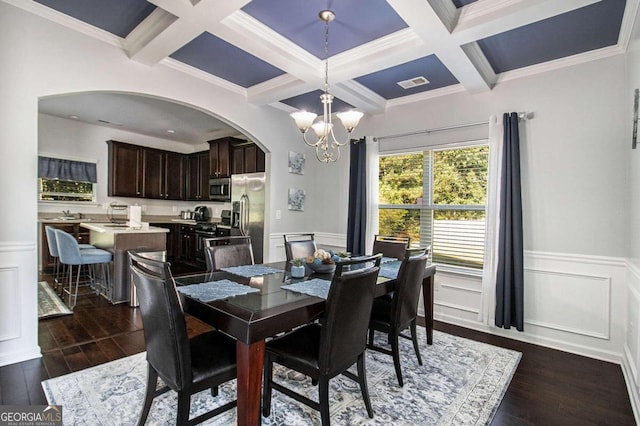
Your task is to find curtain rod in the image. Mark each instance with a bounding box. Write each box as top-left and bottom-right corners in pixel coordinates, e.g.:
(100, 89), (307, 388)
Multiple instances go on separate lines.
(373, 112), (531, 143)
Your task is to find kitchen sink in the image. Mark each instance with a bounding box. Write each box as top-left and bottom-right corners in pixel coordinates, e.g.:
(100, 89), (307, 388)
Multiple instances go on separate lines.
(103, 224), (129, 228)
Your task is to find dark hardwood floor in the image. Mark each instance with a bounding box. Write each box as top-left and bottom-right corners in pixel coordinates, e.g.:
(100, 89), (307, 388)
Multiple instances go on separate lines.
(2, 275), (635, 425)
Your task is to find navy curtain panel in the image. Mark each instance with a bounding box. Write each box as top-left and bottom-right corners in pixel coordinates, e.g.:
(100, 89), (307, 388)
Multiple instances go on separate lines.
(38, 156), (97, 183)
(495, 113), (524, 331)
(346, 138), (367, 256)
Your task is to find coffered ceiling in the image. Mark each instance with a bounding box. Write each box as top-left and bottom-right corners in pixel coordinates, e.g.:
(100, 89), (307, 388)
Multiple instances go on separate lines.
(12, 0), (640, 132)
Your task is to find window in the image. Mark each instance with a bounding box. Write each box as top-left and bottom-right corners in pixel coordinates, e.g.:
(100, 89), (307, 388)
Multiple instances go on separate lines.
(378, 144), (489, 271)
(39, 178), (94, 202)
(38, 156), (97, 202)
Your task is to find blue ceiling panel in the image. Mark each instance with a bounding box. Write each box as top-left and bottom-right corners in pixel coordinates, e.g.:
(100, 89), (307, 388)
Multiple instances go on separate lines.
(242, 0), (408, 59)
(477, 0), (626, 74)
(33, 0), (155, 38)
(170, 32), (285, 88)
(281, 90), (355, 115)
(355, 55), (459, 100)
(452, 0), (479, 7)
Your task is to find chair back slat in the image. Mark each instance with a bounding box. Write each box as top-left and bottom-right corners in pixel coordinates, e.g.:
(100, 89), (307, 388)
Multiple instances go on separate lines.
(54, 229), (82, 264)
(45, 226), (60, 257)
(128, 251), (192, 391)
(205, 241), (254, 271)
(283, 233), (316, 262)
(393, 251), (429, 329)
(372, 235), (410, 260)
(319, 254), (381, 375)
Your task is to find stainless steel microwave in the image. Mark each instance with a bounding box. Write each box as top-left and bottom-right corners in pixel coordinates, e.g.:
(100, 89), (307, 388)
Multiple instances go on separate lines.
(209, 177), (231, 201)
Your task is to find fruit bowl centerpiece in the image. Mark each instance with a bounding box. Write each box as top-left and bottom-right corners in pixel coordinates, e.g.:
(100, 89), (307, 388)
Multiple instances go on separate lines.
(306, 249), (350, 274)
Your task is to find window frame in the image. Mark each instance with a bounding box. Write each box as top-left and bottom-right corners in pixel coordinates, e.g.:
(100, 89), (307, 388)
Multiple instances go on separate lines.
(378, 140), (489, 275)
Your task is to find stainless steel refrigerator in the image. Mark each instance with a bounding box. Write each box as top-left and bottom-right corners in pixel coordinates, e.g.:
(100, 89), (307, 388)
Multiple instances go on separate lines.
(231, 172), (266, 263)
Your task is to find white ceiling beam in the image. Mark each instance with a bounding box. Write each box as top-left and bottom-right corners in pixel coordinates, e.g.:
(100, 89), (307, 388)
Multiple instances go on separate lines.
(387, 0), (493, 93)
(452, 0), (602, 43)
(127, 0), (252, 66)
(331, 81), (388, 114)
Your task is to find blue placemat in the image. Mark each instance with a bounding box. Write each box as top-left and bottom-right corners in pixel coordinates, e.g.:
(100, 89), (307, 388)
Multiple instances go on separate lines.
(177, 279), (259, 302)
(221, 264), (285, 278)
(281, 278), (332, 300)
(379, 260), (402, 279)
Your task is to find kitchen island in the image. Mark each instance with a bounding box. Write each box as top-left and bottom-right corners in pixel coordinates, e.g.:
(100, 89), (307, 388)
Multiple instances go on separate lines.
(80, 222), (168, 304)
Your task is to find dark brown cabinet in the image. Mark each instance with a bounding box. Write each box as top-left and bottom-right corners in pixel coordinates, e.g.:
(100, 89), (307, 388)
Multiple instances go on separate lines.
(143, 149), (185, 200)
(186, 151), (210, 201)
(108, 140), (186, 200)
(108, 141), (143, 197)
(180, 224), (197, 262)
(232, 142), (266, 174)
(150, 223), (180, 260)
(41, 223), (90, 271)
(209, 138), (233, 178)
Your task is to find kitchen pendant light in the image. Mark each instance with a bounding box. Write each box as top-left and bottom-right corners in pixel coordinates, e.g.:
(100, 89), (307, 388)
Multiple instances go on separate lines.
(290, 9), (363, 163)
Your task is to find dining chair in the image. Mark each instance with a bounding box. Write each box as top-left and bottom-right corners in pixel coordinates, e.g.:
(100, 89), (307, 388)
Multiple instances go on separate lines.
(45, 225), (95, 294)
(283, 233), (317, 262)
(128, 250), (237, 426)
(367, 249), (429, 387)
(54, 229), (112, 309)
(204, 236), (254, 272)
(372, 234), (411, 260)
(262, 254), (382, 426)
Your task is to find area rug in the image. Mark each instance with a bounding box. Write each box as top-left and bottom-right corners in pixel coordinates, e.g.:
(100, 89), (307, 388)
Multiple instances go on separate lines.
(42, 329), (520, 425)
(38, 281), (72, 319)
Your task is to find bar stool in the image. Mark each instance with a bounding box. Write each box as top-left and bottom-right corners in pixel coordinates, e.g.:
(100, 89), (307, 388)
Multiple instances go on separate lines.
(44, 225), (94, 295)
(55, 229), (112, 309)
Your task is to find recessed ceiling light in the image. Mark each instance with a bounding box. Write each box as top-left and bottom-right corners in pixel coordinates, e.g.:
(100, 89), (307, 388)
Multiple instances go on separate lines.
(167, 129), (175, 133)
(69, 115), (79, 119)
(397, 76), (430, 89)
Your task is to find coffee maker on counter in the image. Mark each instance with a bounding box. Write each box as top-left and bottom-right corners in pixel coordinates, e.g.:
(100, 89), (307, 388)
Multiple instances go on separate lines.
(193, 205), (210, 223)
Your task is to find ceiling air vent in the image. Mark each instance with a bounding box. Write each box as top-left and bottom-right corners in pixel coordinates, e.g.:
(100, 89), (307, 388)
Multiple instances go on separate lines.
(397, 76), (430, 89)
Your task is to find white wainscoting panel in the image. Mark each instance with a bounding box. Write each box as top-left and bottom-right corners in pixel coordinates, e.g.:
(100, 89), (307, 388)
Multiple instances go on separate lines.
(623, 261), (640, 424)
(524, 269), (611, 339)
(0, 266), (20, 341)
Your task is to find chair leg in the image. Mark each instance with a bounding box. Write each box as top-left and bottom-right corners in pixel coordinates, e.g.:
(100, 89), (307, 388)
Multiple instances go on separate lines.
(357, 354), (374, 418)
(176, 391), (191, 425)
(71, 264), (82, 310)
(210, 386), (219, 397)
(368, 328), (374, 346)
(391, 331), (403, 387)
(137, 364), (158, 426)
(262, 354), (273, 417)
(318, 377), (330, 426)
(410, 319), (423, 365)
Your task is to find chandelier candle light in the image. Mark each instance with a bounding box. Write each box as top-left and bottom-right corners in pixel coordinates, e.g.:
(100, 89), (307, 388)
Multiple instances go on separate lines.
(290, 10), (363, 163)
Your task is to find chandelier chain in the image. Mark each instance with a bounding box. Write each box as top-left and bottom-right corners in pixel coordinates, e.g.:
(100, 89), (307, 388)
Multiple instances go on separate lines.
(324, 17), (330, 93)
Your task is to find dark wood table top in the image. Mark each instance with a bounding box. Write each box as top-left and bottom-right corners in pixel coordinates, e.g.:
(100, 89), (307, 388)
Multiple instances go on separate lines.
(174, 261), (435, 344)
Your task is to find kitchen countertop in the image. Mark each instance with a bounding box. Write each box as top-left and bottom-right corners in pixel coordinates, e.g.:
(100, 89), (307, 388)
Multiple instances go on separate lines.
(80, 222), (169, 234)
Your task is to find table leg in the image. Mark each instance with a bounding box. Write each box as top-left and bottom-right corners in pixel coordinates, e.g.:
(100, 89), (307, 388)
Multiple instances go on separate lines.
(236, 340), (266, 426)
(422, 275), (434, 345)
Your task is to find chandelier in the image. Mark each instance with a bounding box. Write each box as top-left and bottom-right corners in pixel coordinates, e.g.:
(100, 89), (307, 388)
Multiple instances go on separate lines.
(290, 10), (363, 163)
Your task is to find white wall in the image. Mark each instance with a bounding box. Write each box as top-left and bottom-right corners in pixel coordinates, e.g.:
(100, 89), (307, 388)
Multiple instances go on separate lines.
(357, 55), (630, 363)
(0, 1), (348, 366)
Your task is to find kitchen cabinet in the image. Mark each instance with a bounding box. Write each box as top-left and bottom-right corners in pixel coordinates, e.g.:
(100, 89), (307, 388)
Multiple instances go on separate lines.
(143, 149), (185, 200)
(209, 137), (252, 177)
(41, 223), (90, 271)
(108, 140), (142, 197)
(150, 223), (180, 260)
(186, 151), (210, 201)
(108, 140), (186, 200)
(180, 224), (198, 262)
(232, 142), (266, 174)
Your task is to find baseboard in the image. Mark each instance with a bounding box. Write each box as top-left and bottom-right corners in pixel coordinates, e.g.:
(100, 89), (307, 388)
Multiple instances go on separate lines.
(435, 313), (623, 364)
(0, 346), (41, 367)
(622, 347), (640, 425)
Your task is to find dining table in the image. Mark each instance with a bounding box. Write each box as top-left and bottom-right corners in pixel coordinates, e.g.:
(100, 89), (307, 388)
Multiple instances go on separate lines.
(173, 260), (436, 426)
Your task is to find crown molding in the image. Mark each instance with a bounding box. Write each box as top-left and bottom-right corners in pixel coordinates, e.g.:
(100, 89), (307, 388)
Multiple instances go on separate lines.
(3, 0), (123, 48)
(160, 57), (246, 96)
(386, 84), (467, 109)
(496, 44), (625, 85)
